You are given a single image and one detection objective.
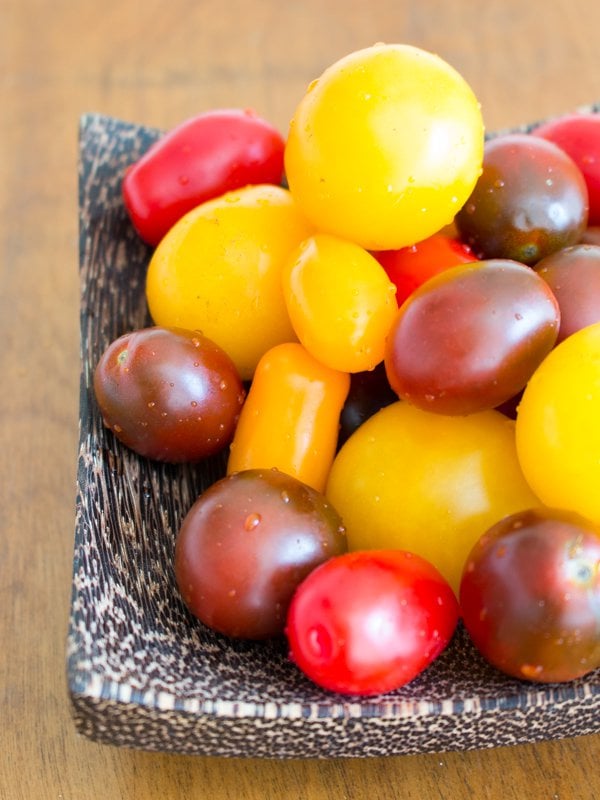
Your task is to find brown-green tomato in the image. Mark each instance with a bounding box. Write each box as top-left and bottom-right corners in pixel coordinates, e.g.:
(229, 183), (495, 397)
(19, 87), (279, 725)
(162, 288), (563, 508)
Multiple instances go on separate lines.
(325, 402), (539, 595)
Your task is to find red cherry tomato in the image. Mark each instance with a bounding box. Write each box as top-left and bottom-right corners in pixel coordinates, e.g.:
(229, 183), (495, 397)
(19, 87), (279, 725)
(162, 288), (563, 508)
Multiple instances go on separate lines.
(286, 550), (459, 696)
(123, 109), (285, 245)
(373, 233), (478, 306)
(533, 113), (600, 226)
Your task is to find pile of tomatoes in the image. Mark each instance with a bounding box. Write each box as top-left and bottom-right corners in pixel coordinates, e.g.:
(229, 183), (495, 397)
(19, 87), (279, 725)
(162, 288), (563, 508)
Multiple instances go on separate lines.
(94, 43), (600, 697)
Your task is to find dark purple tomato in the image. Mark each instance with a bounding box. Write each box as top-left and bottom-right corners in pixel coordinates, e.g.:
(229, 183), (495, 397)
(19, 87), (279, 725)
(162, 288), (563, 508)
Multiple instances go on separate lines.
(455, 133), (589, 265)
(534, 244), (600, 342)
(93, 326), (245, 462)
(174, 468), (347, 639)
(286, 549), (459, 696)
(460, 508), (600, 683)
(384, 260), (560, 415)
(338, 362), (397, 447)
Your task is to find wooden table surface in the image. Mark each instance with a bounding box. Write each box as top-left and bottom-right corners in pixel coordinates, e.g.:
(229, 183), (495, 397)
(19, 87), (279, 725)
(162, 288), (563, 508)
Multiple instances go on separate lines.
(2, 0), (599, 797)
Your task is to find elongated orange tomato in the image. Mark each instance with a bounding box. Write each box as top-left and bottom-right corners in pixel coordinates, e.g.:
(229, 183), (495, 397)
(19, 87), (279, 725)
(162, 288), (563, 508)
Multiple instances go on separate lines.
(227, 343), (350, 492)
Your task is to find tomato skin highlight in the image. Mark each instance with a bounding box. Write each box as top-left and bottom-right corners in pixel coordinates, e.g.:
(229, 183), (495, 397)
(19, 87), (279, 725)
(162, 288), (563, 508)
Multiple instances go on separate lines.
(175, 469), (347, 640)
(286, 549), (459, 696)
(123, 109), (285, 245)
(93, 326), (245, 462)
(460, 508), (600, 683)
(227, 343), (350, 493)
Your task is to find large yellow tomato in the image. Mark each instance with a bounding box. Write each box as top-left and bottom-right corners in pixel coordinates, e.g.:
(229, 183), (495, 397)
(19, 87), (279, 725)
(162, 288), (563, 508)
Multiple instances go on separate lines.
(325, 402), (539, 594)
(146, 184), (313, 380)
(284, 44), (484, 250)
(515, 322), (600, 524)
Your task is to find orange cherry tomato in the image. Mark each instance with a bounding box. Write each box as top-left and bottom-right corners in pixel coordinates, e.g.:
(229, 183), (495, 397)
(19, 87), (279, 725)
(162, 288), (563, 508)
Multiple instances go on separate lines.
(227, 343), (350, 492)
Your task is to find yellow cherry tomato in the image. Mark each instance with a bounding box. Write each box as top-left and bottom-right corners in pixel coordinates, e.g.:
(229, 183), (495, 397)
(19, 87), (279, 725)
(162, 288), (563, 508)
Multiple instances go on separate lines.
(515, 322), (600, 524)
(282, 234), (398, 373)
(227, 342), (350, 492)
(284, 43), (484, 250)
(146, 184), (314, 380)
(325, 402), (539, 594)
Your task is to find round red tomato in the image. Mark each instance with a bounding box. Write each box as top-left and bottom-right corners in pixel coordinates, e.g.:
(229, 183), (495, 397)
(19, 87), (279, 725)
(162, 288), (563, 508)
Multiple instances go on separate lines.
(533, 113), (600, 225)
(460, 508), (600, 683)
(123, 109), (285, 245)
(373, 233), (478, 306)
(286, 549), (459, 695)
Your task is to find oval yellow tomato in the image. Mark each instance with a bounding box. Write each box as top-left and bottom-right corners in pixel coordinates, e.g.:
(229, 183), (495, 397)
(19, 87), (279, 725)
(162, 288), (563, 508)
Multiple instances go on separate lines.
(146, 184), (313, 380)
(325, 402), (539, 594)
(282, 234), (398, 373)
(515, 322), (600, 524)
(284, 43), (484, 250)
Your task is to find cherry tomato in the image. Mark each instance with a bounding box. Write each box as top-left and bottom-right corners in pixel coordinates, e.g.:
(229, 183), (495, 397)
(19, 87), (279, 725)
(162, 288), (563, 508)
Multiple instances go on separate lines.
(534, 244), (600, 342)
(515, 321), (600, 525)
(284, 43), (484, 250)
(146, 184), (314, 380)
(373, 233), (478, 306)
(533, 113), (600, 225)
(282, 234), (398, 373)
(384, 260), (560, 415)
(286, 549), (459, 695)
(93, 326), (245, 462)
(455, 133), (589, 264)
(175, 469), (347, 640)
(123, 109), (285, 245)
(227, 343), (350, 493)
(326, 402), (539, 595)
(460, 508), (600, 683)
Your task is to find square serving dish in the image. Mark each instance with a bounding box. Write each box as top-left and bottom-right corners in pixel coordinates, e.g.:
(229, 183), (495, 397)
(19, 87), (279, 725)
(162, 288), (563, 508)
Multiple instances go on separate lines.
(67, 111), (600, 758)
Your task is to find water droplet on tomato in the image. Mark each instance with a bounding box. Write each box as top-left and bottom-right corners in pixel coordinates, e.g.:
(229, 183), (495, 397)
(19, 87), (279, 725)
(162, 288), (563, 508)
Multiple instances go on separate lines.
(244, 512), (261, 531)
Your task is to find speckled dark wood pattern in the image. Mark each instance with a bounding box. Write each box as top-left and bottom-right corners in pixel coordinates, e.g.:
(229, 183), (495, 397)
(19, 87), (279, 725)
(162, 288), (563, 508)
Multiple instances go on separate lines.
(68, 111), (600, 758)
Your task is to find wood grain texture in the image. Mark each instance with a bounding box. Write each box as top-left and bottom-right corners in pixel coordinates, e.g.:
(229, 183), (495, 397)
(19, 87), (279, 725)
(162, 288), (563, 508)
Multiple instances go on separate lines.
(1, 0), (599, 797)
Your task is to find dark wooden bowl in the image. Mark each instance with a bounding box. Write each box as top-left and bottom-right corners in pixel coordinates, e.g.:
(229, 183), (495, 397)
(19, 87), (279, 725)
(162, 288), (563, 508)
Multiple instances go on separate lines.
(67, 111), (600, 757)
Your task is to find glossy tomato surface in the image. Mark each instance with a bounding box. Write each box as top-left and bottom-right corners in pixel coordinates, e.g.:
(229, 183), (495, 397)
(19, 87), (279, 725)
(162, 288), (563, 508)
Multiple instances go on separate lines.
(326, 402), (539, 595)
(175, 469), (347, 639)
(146, 184), (313, 380)
(285, 43), (484, 250)
(286, 550), (459, 695)
(93, 326), (245, 462)
(515, 321), (600, 525)
(123, 109), (285, 245)
(533, 113), (600, 225)
(373, 233), (478, 306)
(384, 259), (560, 415)
(455, 133), (589, 264)
(460, 508), (600, 683)
(534, 244), (600, 342)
